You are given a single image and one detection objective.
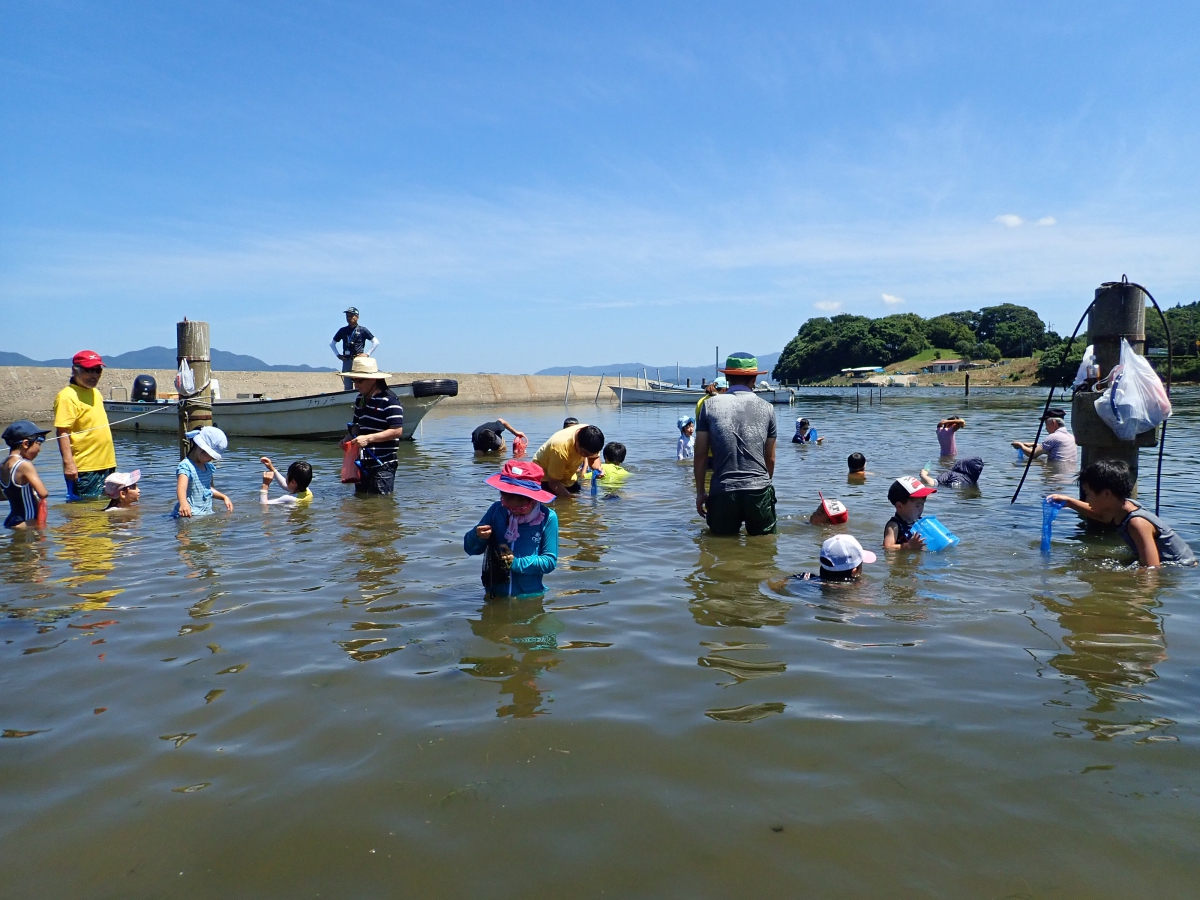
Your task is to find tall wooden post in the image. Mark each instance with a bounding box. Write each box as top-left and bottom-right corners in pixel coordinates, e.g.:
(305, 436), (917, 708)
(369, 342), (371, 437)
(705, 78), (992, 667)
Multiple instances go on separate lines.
(176, 320), (212, 460)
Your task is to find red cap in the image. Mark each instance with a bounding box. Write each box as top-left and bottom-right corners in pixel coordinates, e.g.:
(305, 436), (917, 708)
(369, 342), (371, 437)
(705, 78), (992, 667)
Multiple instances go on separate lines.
(72, 350), (105, 368)
(893, 475), (936, 499)
(819, 492), (849, 524)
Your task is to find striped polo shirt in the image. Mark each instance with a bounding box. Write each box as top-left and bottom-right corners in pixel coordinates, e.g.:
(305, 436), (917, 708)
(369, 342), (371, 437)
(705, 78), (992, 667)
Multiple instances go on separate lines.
(353, 387), (404, 468)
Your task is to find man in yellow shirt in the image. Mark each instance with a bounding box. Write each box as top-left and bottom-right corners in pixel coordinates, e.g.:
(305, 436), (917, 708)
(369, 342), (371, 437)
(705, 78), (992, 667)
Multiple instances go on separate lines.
(54, 350), (117, 500)
(533, 423), (605, 498)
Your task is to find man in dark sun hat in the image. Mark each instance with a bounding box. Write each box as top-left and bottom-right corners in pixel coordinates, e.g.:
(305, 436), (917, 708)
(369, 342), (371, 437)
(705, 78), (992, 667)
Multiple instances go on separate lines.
(693, 352), (778, 536)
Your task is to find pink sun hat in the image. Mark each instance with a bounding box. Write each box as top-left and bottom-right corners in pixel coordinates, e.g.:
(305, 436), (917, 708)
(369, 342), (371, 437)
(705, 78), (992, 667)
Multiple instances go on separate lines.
(485, 460), (556, 503)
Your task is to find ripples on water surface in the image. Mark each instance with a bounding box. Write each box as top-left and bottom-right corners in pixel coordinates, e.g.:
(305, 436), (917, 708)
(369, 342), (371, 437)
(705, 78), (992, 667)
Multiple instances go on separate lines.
(2, 388), (1198, 898)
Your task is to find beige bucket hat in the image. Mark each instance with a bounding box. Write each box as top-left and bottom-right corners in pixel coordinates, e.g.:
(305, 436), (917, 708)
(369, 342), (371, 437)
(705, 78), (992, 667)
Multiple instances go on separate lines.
(340, 357), (393, 381)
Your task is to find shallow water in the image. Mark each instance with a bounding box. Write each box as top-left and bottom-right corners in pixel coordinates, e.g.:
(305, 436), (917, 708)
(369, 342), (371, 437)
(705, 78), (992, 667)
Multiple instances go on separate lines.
(2, 388), (1199, 899)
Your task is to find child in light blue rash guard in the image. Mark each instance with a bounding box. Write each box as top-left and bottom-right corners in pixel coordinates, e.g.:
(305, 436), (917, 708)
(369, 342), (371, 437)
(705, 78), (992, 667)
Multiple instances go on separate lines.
(174, 426), (233, 518)
(465, 460), (559, 598)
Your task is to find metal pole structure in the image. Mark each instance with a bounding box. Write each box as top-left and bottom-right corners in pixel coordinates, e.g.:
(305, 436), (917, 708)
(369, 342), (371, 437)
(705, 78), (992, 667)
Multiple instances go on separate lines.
(856, 385), (860, 411)
(1071, 280), (1156, 493)
(565, 371), (572, 404)
(676, 362), (680, 385)
(657, 367), (661, 385)
(176, 319), (212, 460)
(618, 372), (622, 404)
(964, 373), (970, 397)
(594, 374), (605, 403)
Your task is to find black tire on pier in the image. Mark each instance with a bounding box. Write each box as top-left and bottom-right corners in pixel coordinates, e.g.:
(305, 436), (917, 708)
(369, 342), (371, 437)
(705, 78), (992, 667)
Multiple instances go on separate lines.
(412, 379), (459, 398)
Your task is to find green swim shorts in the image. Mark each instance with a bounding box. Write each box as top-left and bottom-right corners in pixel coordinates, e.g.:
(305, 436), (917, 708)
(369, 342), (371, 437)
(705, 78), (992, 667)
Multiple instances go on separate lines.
(705, 485), (777, 536)
(72, 468), (116, 501)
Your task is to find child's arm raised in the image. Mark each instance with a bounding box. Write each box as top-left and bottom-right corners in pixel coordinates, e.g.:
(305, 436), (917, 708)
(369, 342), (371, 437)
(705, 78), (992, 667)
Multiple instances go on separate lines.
(1046, 494), (1096, 520)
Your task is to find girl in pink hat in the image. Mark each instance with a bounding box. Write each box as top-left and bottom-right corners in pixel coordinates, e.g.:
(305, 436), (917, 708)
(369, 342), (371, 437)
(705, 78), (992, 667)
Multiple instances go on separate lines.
(464, 460), (559, 599)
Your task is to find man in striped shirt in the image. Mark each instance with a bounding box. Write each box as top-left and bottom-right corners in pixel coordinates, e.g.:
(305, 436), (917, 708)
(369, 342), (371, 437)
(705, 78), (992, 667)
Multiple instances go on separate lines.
(346, 358), (404, 495)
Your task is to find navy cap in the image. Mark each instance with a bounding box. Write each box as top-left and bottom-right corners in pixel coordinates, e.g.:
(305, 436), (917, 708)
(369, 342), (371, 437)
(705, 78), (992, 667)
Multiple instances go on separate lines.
(344, 306), (359, 315)
(3, 420), (50, 447)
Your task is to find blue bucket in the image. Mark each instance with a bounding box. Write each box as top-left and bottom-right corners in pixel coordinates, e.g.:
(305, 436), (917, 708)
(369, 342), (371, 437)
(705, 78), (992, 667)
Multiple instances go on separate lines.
(913, 515), (959, 552)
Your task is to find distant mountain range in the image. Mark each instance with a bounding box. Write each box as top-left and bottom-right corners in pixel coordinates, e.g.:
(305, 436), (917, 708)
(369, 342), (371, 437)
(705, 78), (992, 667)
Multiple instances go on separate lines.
(0, 347), (336, 373)
(537, 352), (781, 384)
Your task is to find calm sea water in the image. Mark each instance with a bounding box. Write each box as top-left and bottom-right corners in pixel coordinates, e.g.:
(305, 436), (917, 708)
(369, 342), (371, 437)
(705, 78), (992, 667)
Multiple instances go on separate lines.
(2, 389), (1198, 899)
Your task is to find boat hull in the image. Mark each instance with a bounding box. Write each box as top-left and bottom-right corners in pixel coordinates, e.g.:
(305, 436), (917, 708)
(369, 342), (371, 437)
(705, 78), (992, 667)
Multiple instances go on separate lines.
(104, 387), (445, 440)
(610, 385), (794, 405)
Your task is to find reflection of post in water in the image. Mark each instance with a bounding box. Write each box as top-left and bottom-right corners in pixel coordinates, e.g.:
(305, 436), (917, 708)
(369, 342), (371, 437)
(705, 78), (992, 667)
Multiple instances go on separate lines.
(1037, 567), (1173, 740)
(685, 533), (787, 628)
(459, 597), (563, 718)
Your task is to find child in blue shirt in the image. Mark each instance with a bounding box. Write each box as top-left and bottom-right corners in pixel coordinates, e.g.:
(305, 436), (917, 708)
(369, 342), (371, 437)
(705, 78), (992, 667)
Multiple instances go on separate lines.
(676, 416), (695, 460)
(174, 426), (233, 517)
(465, 460), (559, 598)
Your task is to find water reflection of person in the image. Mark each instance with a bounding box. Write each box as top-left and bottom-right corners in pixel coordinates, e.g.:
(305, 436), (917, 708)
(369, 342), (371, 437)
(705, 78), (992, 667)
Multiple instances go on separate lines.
(1038, 566), (1170, 738)
(459, 597), (563, 718)
(337, 494), (405, 605)
(685, 531), (786, 628)
(0, 528), (51, 588)
(54, 506), (118, 587)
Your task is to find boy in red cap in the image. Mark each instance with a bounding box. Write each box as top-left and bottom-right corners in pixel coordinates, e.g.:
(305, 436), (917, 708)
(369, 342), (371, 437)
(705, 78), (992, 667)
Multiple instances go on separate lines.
(464, 460), (559, 598)
(53, 350), (116, 500)
(883, 476), (935, 550)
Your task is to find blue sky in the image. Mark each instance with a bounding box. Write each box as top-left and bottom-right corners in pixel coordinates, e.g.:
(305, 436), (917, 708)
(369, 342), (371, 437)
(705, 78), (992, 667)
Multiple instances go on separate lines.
(3, 1), (1199, 371)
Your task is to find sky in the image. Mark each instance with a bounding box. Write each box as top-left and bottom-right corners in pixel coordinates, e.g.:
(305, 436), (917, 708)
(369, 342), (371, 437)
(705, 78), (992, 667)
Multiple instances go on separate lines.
(3, 1), (1199, 372)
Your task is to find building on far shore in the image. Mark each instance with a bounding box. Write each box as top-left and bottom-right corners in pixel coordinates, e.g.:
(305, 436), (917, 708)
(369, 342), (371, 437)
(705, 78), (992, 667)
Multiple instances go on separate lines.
(920, 359), (969, 374)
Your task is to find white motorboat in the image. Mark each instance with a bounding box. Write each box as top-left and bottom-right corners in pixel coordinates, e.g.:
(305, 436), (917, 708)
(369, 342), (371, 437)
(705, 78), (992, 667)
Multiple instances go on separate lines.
(610, 384), (795, 405)
(104, 381), (456, 440)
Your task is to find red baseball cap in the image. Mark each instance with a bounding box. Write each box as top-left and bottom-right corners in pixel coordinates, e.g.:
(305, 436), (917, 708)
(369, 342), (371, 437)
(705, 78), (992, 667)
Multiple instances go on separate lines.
(819, 492), (849, 524)
(892, 475), (936, 499)
(72, 350), (105, 368)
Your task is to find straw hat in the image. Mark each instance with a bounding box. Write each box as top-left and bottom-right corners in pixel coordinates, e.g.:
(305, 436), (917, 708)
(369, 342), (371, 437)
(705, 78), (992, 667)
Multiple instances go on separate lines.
(340, 357), (392, 381)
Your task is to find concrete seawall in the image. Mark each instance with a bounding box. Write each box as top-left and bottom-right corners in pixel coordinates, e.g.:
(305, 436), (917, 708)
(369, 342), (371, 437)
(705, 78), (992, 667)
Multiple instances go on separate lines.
(0, 366), (622, 426)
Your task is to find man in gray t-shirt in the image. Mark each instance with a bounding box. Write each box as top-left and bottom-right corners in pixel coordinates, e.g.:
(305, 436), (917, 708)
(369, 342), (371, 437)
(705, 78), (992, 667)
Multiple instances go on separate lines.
(694, 353), (778, 536)
(1012, 409), (1078, 465)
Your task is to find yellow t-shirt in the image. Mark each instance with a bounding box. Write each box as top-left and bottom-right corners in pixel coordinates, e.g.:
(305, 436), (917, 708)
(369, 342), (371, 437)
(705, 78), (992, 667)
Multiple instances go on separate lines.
(534, 425), (586, 485)
(54, 384), (116, 472)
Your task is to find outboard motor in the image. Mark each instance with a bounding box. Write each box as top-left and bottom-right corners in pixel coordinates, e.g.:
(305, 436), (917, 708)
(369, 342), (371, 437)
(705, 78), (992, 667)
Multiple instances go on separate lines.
(131, 374), (157, 402)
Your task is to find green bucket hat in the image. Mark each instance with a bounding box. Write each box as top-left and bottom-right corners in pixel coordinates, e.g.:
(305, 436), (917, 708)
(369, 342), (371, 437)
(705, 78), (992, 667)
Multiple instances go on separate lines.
(718, 352), (769, 376)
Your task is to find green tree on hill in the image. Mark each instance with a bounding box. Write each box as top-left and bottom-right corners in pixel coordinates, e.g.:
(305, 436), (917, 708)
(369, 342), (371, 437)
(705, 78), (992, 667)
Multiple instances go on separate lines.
(773, 303), (1056, 383)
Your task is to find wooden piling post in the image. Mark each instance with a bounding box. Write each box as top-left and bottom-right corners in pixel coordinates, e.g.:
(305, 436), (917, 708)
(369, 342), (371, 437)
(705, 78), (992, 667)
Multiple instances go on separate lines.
(964, 373), (970, 397)
(176, 320), (212, 460)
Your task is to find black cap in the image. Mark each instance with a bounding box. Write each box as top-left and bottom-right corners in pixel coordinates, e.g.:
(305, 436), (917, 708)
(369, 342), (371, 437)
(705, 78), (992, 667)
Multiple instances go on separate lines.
(344, 306), (359, 315)
(1041, 408), (1066, 420)
(3, 420), (50, 447)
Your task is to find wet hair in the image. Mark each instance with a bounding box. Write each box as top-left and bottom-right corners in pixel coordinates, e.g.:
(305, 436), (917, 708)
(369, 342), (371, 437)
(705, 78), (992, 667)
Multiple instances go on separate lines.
(1079, 458), (1134, 499)
(576, 425), (605, 455)
(472, 428), (503, 452)
(563, 417), (579, 428)
(888, 480), (914, 505)
(287, 461), (313, 491)
(847, 452), (866, 472)
(799, 418), (810, 428)
(603, 442), (626, 464)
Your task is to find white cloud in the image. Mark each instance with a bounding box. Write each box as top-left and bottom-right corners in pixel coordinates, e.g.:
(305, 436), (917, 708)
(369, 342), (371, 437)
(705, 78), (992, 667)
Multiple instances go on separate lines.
(814, 300), (841, 311)
(1036, 216), (1057, 226)
(995, 214), (1024, 228)
(881, 293), (904, 305)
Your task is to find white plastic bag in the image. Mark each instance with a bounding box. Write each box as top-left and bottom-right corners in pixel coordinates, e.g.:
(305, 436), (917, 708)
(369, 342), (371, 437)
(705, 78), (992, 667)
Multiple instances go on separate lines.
(175, 359), (196, 396)
(1094, 339), (1171, 440)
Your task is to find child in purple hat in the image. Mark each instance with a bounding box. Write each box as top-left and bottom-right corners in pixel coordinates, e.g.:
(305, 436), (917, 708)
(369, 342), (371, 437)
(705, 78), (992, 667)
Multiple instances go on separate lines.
(464, 460), (559, 599)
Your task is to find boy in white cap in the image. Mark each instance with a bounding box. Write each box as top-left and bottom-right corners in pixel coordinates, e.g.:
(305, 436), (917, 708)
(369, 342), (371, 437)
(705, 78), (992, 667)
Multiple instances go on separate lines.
(103, 470), (141, 511)
(779, 534), (876, 586)
(883, 476), (935, 550)
(174, 426), (233, 518)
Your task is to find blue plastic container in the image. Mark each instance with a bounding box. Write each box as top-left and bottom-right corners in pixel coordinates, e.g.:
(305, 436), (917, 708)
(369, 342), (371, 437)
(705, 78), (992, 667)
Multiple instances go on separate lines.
(1041, 497), (1064, 554)
(912, 515), (959, 551)
(591, 468), (599, 495)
